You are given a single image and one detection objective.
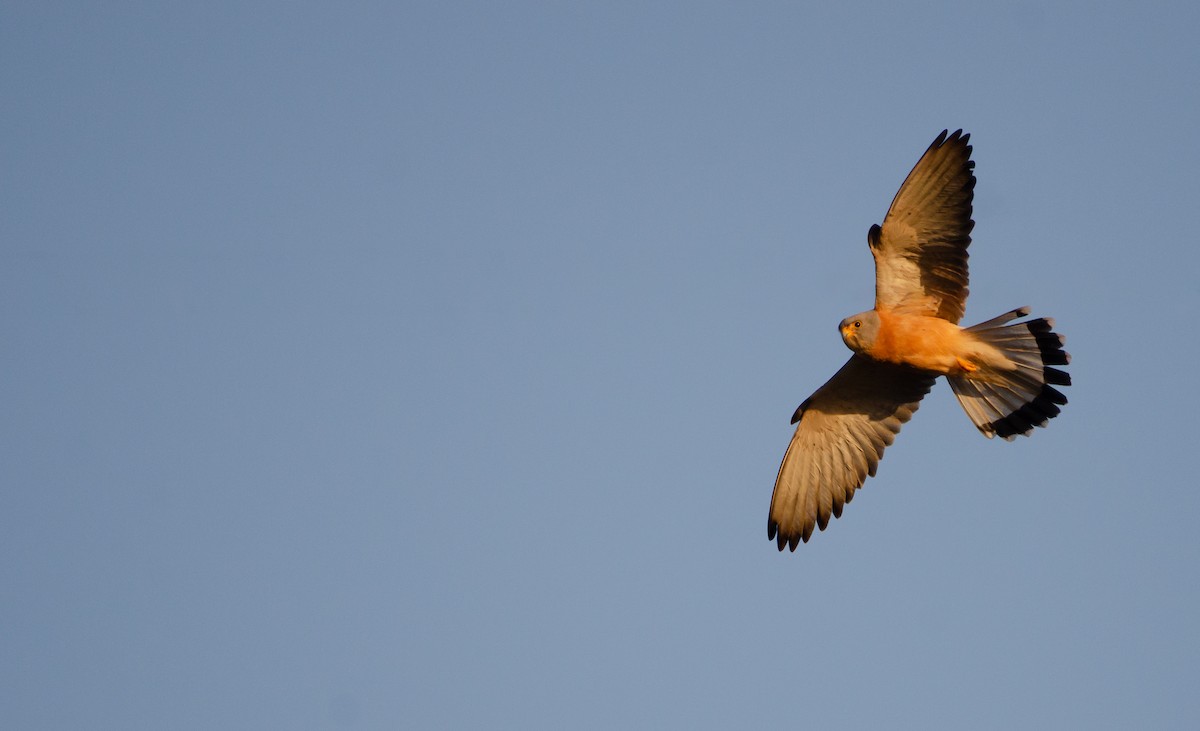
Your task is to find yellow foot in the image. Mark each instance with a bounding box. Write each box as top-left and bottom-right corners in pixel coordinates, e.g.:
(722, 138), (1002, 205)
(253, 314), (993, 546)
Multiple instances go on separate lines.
(956, 357), (979, 373)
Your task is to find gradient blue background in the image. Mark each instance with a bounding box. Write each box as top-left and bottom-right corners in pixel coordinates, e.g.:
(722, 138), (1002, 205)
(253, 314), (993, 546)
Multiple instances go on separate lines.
(4, 2), (1198, 728)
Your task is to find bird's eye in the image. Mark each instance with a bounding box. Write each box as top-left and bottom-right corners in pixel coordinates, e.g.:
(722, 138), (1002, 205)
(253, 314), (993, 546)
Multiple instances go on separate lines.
(853, 320), (862, 328)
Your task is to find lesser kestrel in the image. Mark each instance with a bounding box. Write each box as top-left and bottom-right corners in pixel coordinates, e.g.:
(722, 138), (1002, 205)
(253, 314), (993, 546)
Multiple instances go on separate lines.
(768, 130), (1071, 550)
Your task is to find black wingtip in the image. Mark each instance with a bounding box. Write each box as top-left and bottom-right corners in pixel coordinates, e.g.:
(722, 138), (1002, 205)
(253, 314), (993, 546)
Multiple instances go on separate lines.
(768, 520), (803, 551)
(934, 128), (971, 153)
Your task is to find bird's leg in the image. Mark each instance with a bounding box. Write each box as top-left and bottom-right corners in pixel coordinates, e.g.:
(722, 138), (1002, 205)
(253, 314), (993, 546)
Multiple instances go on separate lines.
(956, 356), (979, 373)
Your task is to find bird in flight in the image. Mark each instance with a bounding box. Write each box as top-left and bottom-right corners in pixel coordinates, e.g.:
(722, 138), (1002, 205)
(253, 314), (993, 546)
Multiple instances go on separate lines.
(768, 130), (1071, 550)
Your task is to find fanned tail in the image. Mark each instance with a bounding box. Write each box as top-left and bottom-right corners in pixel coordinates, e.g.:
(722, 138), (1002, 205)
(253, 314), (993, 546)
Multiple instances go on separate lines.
(949, 307), (1071, 440)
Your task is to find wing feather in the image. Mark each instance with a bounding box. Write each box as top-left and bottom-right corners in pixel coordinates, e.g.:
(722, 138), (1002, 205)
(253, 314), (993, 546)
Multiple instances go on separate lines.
(768, 356), (935, 550)
(870, 129), (976, 323)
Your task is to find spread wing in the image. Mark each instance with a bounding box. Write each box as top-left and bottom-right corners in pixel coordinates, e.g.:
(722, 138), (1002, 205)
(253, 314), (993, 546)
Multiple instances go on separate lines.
(869, 129), (976, 323)
(768, 356), (935, 550)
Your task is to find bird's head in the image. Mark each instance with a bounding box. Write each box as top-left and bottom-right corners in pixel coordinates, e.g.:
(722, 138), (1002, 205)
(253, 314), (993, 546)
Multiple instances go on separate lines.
(839, 311), (880, 353)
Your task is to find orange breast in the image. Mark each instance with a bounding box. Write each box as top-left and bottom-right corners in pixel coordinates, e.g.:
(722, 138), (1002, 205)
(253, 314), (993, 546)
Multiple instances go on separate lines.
(869, 310), (967, 374)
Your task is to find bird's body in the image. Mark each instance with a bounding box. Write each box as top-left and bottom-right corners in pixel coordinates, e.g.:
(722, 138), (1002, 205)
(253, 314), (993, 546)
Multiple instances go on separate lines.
(846, 310), (969, 373)
(768, 130), (1071, 550)
(843, 309), (1012, 377)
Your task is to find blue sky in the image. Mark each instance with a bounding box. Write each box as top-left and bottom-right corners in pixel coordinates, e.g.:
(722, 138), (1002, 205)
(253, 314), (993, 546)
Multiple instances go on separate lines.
(3, 2), (1199, 728)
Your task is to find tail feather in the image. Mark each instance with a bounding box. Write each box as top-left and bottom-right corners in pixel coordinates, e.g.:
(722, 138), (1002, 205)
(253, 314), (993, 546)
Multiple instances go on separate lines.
(950, 308), (1071, 440)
